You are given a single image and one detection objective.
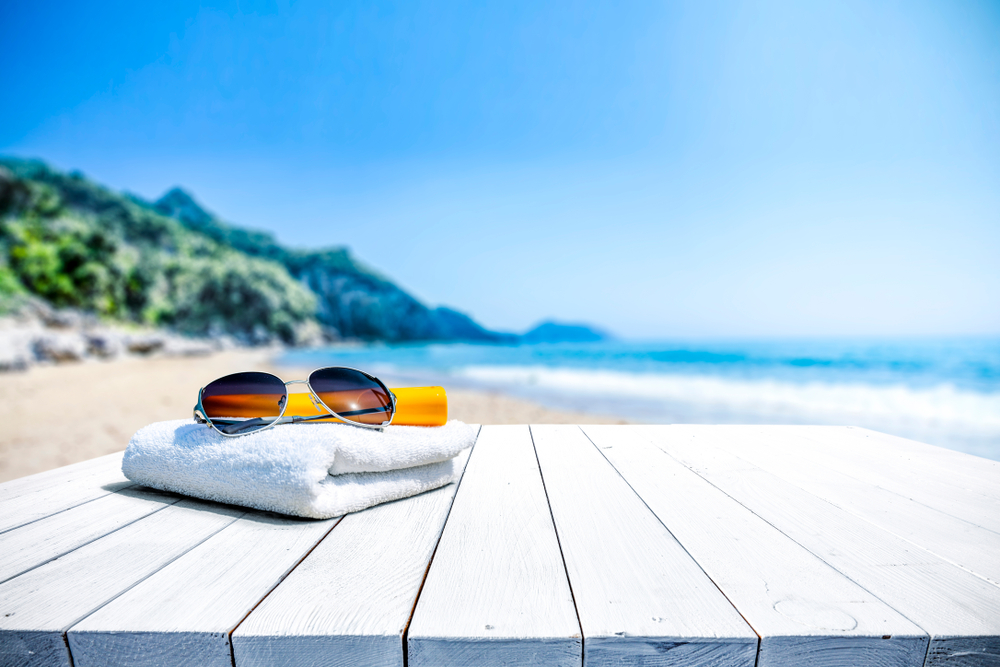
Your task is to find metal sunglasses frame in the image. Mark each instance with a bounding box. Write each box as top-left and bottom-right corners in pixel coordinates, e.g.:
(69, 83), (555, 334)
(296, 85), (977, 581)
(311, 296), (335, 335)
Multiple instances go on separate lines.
(193, 366), (398, 437)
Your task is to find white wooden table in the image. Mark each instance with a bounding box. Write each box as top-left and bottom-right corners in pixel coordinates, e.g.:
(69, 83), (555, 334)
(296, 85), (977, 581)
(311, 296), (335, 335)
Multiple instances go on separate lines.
(1, 425), (998, 667)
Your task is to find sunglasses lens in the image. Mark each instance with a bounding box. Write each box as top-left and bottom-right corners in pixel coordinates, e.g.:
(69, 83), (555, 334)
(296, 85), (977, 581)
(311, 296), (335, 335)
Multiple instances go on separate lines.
(309, 368), (394, 426)
(201, 372), (287, 435)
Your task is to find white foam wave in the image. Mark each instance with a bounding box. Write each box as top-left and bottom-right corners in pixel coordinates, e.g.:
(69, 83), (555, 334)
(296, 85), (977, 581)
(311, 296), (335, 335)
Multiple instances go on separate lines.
(455, 365), (1000, 435)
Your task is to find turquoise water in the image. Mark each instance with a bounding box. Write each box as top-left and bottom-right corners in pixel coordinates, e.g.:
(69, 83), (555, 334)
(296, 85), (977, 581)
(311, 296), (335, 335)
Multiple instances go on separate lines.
(281, 337), (1000, 460)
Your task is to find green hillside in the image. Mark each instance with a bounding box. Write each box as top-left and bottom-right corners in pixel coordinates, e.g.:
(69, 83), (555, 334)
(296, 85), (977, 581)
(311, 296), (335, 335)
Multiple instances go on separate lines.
(0, 157), (510, 344)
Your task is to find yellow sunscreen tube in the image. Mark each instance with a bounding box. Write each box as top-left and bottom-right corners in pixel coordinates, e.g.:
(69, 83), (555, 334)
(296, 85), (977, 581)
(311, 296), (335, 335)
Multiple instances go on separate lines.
(281, 386), (448, 427)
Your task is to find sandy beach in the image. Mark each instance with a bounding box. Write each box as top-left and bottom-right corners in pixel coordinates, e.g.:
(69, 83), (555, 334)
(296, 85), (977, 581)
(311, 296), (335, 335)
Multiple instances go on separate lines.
(0, 350), (627, 483)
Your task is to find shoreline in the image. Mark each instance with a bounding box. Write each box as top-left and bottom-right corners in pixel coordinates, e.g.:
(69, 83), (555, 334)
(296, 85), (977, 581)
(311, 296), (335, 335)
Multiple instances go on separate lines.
(0, 349), (628, 483)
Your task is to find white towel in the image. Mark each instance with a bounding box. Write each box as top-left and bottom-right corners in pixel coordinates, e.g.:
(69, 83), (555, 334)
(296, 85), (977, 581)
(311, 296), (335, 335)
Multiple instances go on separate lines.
(122, 419), (477, 519)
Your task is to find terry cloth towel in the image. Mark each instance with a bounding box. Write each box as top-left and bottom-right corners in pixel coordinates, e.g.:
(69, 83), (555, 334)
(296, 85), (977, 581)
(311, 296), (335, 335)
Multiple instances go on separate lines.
(122, 419), (477, 519)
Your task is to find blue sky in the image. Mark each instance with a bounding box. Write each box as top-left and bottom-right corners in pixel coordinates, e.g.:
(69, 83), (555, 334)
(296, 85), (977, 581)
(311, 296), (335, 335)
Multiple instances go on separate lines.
(2, 0), (998, 337)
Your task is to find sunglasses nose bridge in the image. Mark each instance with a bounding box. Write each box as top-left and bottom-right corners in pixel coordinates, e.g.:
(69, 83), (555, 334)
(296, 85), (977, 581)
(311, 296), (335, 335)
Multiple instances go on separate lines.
(280, 379), (327, 412)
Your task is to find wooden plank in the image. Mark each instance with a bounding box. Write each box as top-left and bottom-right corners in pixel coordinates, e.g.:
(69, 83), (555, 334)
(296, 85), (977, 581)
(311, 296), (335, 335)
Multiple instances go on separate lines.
(530, 425), (757, 667)
(408, 425), (581, 667)
(0, 453), (133, 534)
(0, 486), (180, 584)
(809, 426), (1000, 490)
(67, 513), (338, 667)
(582, 425), (929, 667)
(704, 426), (1000, 587)
(790, 426), (1000, 501)
(0, 452), (125, 503)
(648, 425), (1000, 667)
(232, 449), (472, 667)
(723, 425), (1000, 535)
(0, 499), (243, 667)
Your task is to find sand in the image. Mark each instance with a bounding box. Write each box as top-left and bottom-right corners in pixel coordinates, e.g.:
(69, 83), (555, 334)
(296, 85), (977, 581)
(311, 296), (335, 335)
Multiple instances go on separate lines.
(0, 349), (627, 482)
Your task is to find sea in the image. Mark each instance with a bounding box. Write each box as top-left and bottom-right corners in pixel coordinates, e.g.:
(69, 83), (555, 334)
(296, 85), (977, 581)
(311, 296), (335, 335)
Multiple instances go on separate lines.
(280, 337), (1000, 461)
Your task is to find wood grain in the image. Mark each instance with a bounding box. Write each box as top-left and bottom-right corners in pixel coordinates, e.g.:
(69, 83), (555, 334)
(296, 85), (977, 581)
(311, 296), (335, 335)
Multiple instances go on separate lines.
(583, 425), (929, 667)
(408, 425), (581, 667)
(530, 425), (757, 667)
(771, 427), (1000, 532)
(725, 425), (1000, 531)
(647, 425), (1000, 667)
(232, 449), (471, 667)
(0, 452), (124, 503)
(802, 426), (1000, 492)
(67, 512), (338, 667)
(0, 499), (243, 667)
(0, 452), (132, 534)
(702, 426), (1000, 587)
(0, 485), (179, 584)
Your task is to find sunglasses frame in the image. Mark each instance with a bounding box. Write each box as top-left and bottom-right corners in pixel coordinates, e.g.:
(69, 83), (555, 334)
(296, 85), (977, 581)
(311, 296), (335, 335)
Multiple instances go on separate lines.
(193, 366), (398, 437)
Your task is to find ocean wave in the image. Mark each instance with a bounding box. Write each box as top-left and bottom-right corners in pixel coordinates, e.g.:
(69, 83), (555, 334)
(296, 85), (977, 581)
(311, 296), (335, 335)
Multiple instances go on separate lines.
(455, 364), (1000, 434)
(283, 340), (1000, 458)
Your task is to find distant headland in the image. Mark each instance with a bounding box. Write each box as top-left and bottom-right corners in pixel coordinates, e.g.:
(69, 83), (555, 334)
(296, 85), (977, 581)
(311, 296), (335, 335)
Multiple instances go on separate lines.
(522, 321), (612, 344)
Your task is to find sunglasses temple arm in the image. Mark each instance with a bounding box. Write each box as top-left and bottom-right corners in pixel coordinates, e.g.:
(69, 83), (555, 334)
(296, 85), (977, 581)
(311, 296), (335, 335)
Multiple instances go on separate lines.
(216, 417), (272, 435)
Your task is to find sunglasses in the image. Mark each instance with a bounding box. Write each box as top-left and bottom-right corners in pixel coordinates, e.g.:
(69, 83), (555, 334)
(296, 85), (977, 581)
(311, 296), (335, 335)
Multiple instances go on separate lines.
(193, 367), (397, 437)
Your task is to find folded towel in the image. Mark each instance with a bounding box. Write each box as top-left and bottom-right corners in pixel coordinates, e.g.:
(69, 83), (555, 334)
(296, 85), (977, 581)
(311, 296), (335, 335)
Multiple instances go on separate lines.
(122, 419), (477, 519)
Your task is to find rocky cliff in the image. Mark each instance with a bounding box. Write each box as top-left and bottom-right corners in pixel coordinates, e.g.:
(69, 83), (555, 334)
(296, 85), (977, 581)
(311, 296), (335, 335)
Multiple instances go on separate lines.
(0, 157), (512, 345)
